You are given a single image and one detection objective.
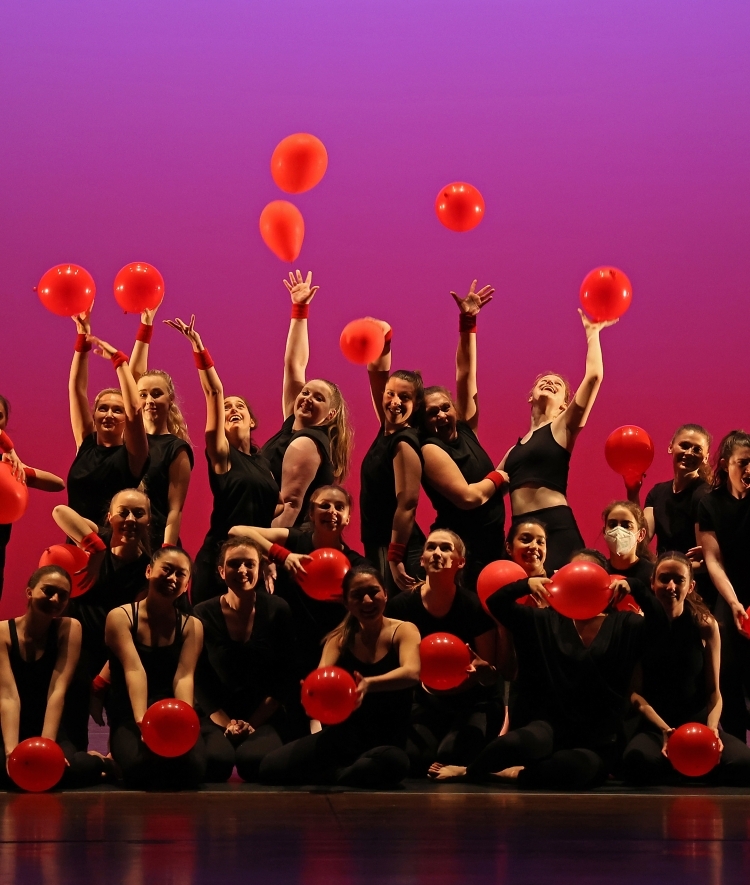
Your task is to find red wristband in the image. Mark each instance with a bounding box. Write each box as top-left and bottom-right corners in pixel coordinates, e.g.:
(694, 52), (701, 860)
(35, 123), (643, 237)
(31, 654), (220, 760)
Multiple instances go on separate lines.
(485, 471), (504, 490)
(459, 314), (477, 333)
(0, 431), (14, 454)
(111, 350), (129, 370)
(23, 467), (36, 480)
(193, 349), (214, 370)
(383, 328), (393, 342)
(80, 531), (106, 555)
(268, 543), (291, 565)
(135, 323), (153, 344)
(161, 542), (176, 548)
(92, 674), (111, 697)
(75, 333), (92, 353)
(387, 542), (406, 564)
(291, 303), (309, 320)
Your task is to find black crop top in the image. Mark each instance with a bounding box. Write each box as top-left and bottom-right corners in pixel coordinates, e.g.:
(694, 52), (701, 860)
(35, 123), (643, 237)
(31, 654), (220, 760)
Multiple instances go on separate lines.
(504, 422), (571, 496)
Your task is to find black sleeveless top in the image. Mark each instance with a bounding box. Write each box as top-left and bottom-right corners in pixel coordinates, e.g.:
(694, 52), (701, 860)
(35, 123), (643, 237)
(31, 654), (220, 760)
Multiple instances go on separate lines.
(504, 423), (570, 496)
(205, 445), (279, 542)
(261, 415), (334, 528)
(644, 479), (709, 554)
(143, 434), (194, 546)
(422, 422), (505, 559)
(8, 619), (60, 739)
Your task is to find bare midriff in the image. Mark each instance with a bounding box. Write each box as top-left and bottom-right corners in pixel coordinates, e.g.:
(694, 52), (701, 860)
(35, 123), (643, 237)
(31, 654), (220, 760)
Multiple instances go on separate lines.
(510, 483), (568, 515)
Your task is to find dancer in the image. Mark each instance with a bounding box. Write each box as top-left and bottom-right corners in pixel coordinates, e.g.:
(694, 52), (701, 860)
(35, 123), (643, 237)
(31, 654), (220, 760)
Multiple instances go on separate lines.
(259, 565), (420, 788)
(500, 310), (616, 574)
(166, 315), (280, 603)
(261, 271), (352, 527)
(421, 283), (507, 591)
(601, 500), (654, 584)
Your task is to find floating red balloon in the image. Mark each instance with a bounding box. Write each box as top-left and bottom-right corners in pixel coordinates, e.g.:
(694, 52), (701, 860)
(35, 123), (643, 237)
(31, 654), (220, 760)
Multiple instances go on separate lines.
(301, 666), (358, 724)
(667, 723), (721, 777)
(140, 699), (200, 758)
(435, 182), (485, 232)
(476, 560), (528, 616)
(605, 425), (655, 487)
(419, 633), (471, 691)
(0, 462), (29, 523)
(339, 319), (385, 365)
(36, 264), (96, 317)
(546, 561), (613, 620)
(579, 266), (632, 322)
(271, 133), (328, 194)
(259, 201), (305, 262)
(8, 738), (66, 792)
(296, 547), (350, 602)
(113, 262), (165, 314)
(38, 544), (90, 598)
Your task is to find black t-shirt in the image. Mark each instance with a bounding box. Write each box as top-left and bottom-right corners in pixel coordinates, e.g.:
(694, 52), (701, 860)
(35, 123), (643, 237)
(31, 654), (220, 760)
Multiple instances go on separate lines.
(67, 433), (148, 525)
(422, 422), (505, 562)
(205, 445), (279, 542)
(698, 487), (750, 605)
(143, 434), (194, 545)
(385, 585), (494, 644)
(261, 415), (334, 528)
(644, 479), (709, 554)
(606, 557), (654, 586)
(360, 425), (424, 547)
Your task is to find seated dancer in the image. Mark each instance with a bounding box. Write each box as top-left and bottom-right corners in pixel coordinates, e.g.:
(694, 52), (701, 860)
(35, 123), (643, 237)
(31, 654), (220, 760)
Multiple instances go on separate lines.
(601, 500), (655, 585)
(623, 552), (750, 786)
(499, 310), (616, 574)
(420, 282), (508, 592)
(194, 537), (299, 782)
(105, 547), (205, 789)
(386, 530), (502, 775)
(259, 566), (420, 788)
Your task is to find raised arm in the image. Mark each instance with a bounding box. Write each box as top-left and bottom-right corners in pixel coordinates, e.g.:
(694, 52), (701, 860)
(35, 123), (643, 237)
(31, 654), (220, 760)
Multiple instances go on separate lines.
(52, 505), (105, 590)
(105, 607), (148, 725)
(163, 450), (192, 546)
(365, 319), (392, 424)
(390, 441), (422, 591)
(129, 303), (162, 382)
(0, 626), (21, 764)
(422, 445), (505, 510)
(69, 312), (95, 447)
(173, 617), (203, 706)
(451, 280), (494, 430)
(41, 618), (82, 741)
(281, 270), (319, 418)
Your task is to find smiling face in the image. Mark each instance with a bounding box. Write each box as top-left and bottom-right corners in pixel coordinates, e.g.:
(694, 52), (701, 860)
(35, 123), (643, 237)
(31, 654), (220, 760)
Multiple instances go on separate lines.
(383, 377), (416, 428)
(294, 380), (336, 428)
(218, 544), (260, 595)
(423, 391), (457, 440)
(94, 392), (126, 438)
(223, 396), (255, 437)
(723, 445), (750, 497)
(506, 522), (547, 575)
(421, 530), (465, 577)
(138, 376), (171, 430)
(146, 550), (192, 600)
(652, 558), (694, 619)
(669, 429), (709, 477)
(309, 487), (351, 534)
(26, 571), (71, 618)
(529, 374), (568, 416)
(345, 572), (387, 623)
(107, 490), (150, 547)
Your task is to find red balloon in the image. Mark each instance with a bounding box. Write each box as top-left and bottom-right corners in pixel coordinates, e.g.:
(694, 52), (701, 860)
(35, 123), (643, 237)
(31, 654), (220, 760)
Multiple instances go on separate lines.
(579, 266), (633, 322)
(476, 560), (528, 615)
(0, 462), (29, 523)
(667, 723), (721, 777)
(140, 699), (200, 758)
(271, 133), (328, 194)
(435, 182), (485, 232)
(36, 264), (95, 317)
(546, 561), (613, 620)
(113, 262), (165, 314)
(605, 425), (655, 487)
(297, 548), (350, 601)
(419, 633), (471, 691)
(740, 608), (750, 638)
(339, 319), (385, 365)
(518, 594), (540, 608)
(259, 201), (305, 262)
(301, 666), (358, 724)
(38, 544), (90, 598)
(612, 589), (642, 614)
(8, 738), (66, 792)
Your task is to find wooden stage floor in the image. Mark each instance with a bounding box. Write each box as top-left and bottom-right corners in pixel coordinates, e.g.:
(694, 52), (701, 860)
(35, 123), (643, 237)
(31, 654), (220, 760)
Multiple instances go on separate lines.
(1, 785), (749, 884)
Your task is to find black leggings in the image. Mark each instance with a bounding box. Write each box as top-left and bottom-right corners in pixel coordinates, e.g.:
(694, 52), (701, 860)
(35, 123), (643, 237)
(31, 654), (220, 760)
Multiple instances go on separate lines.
(622, 729), (750, 786)
(111, 721), (206, 790)
(258, 728), (410, 788)
(512, 506), (584, 576)
(202, 719), (284, 783)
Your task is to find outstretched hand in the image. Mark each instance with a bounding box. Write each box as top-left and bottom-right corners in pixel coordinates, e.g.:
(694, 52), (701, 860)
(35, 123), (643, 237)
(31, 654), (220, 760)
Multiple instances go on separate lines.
(578, 308), (619, 337)
(72, 311), (91, 336)
(140, 299), (163, 326)
(87, 336), (118, 361)
(164, 315), (204, 351)
(390, 561), (418, 592)
(284, 270), (319, 305)
(285, 552), (313, 577)
(527, 577), (551, 607)
(450, 280), (494, 316)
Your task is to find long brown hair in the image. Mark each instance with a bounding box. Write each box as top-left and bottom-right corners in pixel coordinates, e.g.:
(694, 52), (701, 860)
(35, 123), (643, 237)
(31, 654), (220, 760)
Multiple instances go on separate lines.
(711, 430), (750, 490)
(318, 379), (353, 482)
(140, 369), (191, 443)
(602, 500), (654, 562)
(653, 551), (712, 627)
(323, 565), (385, 651)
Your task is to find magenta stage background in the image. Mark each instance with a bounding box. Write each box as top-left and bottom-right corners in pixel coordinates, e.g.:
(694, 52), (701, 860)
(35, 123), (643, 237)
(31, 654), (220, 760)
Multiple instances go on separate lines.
(1, 1), (748, 615)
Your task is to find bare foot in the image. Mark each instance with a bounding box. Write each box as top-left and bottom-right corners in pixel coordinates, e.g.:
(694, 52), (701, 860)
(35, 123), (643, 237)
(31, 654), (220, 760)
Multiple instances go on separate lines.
(427, 763), (468, 781)
(490, 765), (525, 782)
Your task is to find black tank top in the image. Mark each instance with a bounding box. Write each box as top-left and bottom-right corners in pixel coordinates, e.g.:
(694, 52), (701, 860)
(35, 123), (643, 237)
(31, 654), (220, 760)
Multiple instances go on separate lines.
(504, 422), (570, 495)
(143, 434), (194, 546)
(205, 445), (279, 542)
(8, 619), (60, 739)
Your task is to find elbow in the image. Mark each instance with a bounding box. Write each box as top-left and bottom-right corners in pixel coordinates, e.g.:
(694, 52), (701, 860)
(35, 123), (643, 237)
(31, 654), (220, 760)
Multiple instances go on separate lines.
(455, 490), (483, 511)
(281, 491), (304, 512)
(397, 495), (419, 514)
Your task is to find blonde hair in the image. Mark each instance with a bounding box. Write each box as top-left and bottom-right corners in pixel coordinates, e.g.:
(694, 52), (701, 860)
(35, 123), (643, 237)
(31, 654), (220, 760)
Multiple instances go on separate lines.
(318, 379), (353, 482)
(93, 388), (123, 411)
(140, 369), (191, 443)
(529, 372), (572, 406)
(423, 528), (466, 558)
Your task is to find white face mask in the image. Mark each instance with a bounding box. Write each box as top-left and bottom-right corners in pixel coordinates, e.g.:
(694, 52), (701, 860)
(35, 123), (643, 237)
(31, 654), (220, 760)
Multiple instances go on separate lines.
(605, 526), (637, 557)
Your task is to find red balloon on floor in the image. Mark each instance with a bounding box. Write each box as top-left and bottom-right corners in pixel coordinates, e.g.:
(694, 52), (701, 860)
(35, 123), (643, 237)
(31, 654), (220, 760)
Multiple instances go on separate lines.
(546, 561), (613, 620)
(36, 264), (96, 317)
(667, 723), (721, 777)
(605, 425), (655, 487)
(38, 544), (90, 597)
(113, 262), (165, 314)
(419, 633), (471, 691)
(141, 699), (200, 758)
(476, 560), (528, 615)
(301, 666), (358, 724)
(435, 182), (485, 232)
(0, 462), (29, 523)
(297, 548), (350, 601)
(339, 319), (385, 365)
(259, 201), (305, 262)
(579, 266), (632, 322)
(271, 133), (328, 194)
(8, 738), (66, 792)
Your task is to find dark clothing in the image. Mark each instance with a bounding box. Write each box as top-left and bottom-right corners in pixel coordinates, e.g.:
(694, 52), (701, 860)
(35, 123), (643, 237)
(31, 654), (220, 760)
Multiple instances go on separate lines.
(698, 486), (750, 607)
(261, 415), (334, 528)
(605, 557), (654, 586)
(202, 718), (284, 783)
(385, 586), (495, 646)
(645, 479), (709, 554)
(8, 618), (60, 739)
(143, 433), (194, 546)
(0, 523), (11, 602)
(505, 423), (570, 496)
(512, 505), (584, 576)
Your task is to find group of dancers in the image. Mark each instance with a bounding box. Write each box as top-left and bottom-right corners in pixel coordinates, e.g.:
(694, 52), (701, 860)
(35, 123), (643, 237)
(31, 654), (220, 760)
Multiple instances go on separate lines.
(1, 269), (750, 790)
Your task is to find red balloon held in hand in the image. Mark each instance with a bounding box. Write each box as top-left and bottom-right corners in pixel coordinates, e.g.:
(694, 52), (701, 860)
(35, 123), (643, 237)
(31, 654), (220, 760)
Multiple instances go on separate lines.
(0, 462), (29, 523)
(113, 262), (165, 314)
(36, 264), (96, 317)
(38, 544), (89, 597)
(259, 201), (305, 262)
(546, 561), (613, 620)
(419, 633), (471, 691)
(579, 266), (632, 322)
(8, 738), (66, 792)
(667, 723), (721, 777)
(605, 425), (655, 487)
(610, 577), (643, 615)
(476, 560), (527, 616)
(339, 319), (385, 365)
(140, 699), (200, 758)
(301, 666), (358, 724)
(435, 182), (485, 232)
(271, 133), (328, 193)
(297, 548), (350, 601)
(740, 608), (750, 638)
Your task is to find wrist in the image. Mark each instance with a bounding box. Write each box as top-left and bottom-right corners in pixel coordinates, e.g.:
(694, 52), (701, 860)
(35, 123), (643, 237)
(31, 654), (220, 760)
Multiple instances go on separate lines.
(75, 333), (91, 353)
(135, 322), (153, 343)
(0, 431), (14, 454)
(387, 542), (406, 564)
(23, 467), (36, 480)
(80, 531), (106, 555)
(268, 543), (291, 565)
(291, 303), (309, 320)
(484, 470), (504, 491)
(459, 313), (477, 333)
(111, 350), (129, 370)
(193, 349), (214, 370)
